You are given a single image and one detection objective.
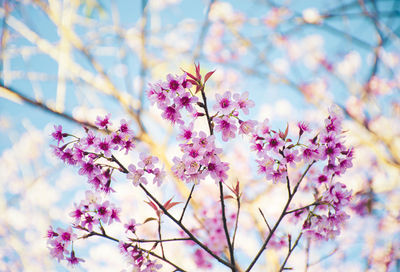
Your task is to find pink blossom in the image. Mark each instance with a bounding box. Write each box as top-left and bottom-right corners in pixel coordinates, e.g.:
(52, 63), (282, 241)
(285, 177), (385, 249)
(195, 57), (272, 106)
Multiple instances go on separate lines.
(80, 130), (96, 149)
(66, 251), (85, 267)
(267, 168), (287, 183)
(301, 146), (319, 163)
(192, 132), (215, 152)
(51, 125), (65, 145)
(265, 134), (284, 154)
(110, 132), (123, 148)
(121, 136), (135, 154)
(256, 157), (274, 176)
(96, 201), (111, 224)
(213, 91), (234, 115)
(124, 219), (137, 234)
(171, 157), (186, 180)
(238, 119), (257, 135)
(214, 115), (237, 142)
(78, 159), (100, 177)
(127, 164), (147, 186)
(297, 121), (311, 136)
(152, 167), (165, 186)
(109, 204), (121, 224)
(95, 114), (112, 129)
(193, 249), (212, 269)
(233, 91), (255, 115)
(282, 148), (300, 168)
(61, 148), (77, 165)
(258, 118), (270, 135)
(165, 73), (186, 94)
(138, 153), (158, 170)
(174, 91), (198, 113)
(177, 122), (196, 142)
(147, 82), (169, 107)
(95, 136), (113, 157)
(119, 119), (132, 135)
(161, 105), (183, 124)
(49, 240), (68, 261)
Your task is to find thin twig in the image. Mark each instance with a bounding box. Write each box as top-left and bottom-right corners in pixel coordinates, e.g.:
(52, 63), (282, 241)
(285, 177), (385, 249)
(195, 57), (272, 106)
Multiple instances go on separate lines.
(304, 237), (310, 272)
(111, 155), (231, 267)
(179, 184), (196, 223)
(158, 218), (165, 258)
(278, 232), (303, 272)
(232, 195), (241, 250)
(81, 230), (186, 271)
(138, 183), (233, 269)
(258, 208), (272, 233)
(285, 202), (319, 215)
(129, 237), (191, 243)
(245, 162), (315, 272)
(219, 182), (237, 272)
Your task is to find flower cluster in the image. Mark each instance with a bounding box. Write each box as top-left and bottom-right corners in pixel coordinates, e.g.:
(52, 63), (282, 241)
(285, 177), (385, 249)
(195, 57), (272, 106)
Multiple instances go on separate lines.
(147, 73), (196, 125)
(47, 65), (355, 271)
(184, 207), (236, 269)
(147, 70), (255, 184)
(172, 131), (229, 184)
(213, 91), (256, 141)
(69, 191), (121, 232)
(127, 152), (165, 187)
(49, 116), (165, 270)
(46, 226), (83, 266)
(119, 242), (162, 272)
(266, 109), (354, 240)
(51, 118), (136, 192)
(250, 108), (354, 184)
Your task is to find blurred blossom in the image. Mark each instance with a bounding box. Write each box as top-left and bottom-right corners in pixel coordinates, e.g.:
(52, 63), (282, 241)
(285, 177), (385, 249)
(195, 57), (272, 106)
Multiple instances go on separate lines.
(366, 76), (393, 96)
(272, 58), (290, 75)
(299, 78), (329, 104)
(302, 8), (322, 24)
(209, 1), (245, 27)
(336, 51), (361, 78)
(263, 7), (291, 28)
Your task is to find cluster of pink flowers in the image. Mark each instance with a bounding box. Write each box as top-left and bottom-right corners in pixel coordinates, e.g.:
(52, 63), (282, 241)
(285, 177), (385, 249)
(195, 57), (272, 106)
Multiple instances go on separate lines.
(147, 73), (196, 125)
(172, 131), (229, 184)
(46, 226), (83, 266)
(183, 207), (236, 269)
(127, 152), (165, 187)
(270, 110), (354, 240)
(51, 117), (136, 192)
(148, 71), (256, 184)
(69, 191), (121, 232)
(213, 91), (256, 141)
(49, 116), (166, 269)
(119, 242), (162, 272)
(251, 109), (353, 185)
(47, 65), (355, 270)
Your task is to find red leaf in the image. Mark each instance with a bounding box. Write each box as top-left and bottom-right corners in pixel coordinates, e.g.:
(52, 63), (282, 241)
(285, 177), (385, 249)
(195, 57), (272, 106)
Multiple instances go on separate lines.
(224, 195), (235, 200)
(284, 123), (289, 139)
(185, 70), (197, 81)
(195, 63), (201, 81)
(165, 201), (181, 210)
(187, 79), (198, 85)
(234, 180), (240, 196)
(144, 200), (159, 212)
(204, 69), (216, 84)
(163, 197), (173, 208)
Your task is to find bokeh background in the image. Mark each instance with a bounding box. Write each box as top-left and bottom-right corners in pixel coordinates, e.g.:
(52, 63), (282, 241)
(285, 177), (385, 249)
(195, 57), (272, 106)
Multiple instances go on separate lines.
(0, 0), (399, 271)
